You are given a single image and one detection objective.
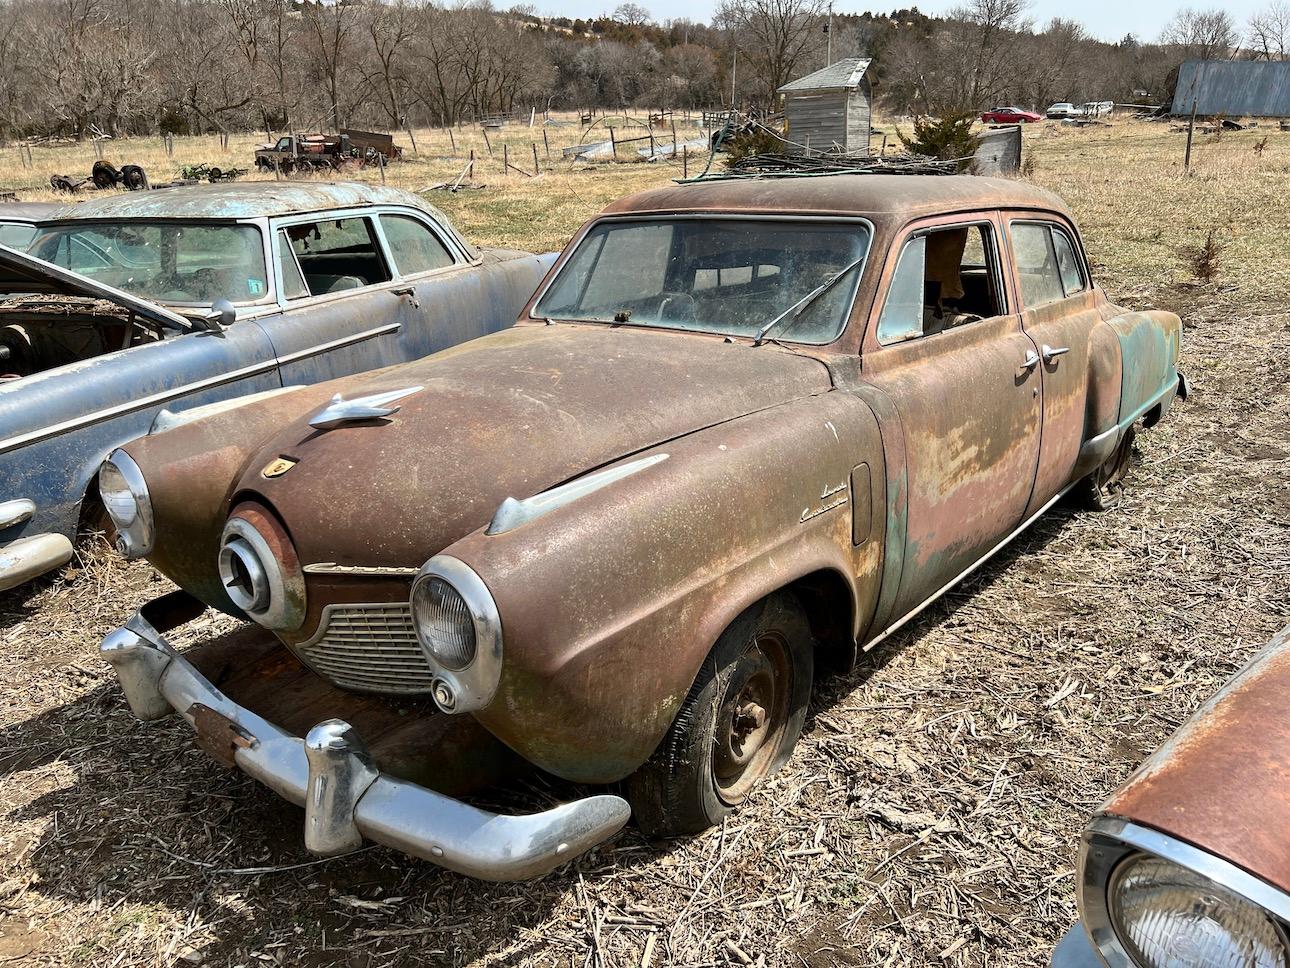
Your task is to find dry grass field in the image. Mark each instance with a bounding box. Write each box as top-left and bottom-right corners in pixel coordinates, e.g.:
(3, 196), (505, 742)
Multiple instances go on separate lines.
(1, 117), (1288, 968)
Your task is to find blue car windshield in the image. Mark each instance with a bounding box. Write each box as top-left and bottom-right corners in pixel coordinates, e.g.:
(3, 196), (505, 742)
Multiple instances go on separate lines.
(28, 222), (269, 306)
(534, 218), (871, 345)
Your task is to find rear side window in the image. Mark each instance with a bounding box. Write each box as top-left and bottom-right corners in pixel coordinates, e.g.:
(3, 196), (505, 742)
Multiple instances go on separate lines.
(283, 217), (390, 296)
(276, 229), (309, 299)
(380, 214), (455, 276)
(0, 222), (36, 249)
(1011, 223), (1066, 309)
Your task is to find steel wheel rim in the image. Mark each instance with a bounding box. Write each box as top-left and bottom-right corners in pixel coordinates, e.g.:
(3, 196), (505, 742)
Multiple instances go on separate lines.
(712, 631), (792, 804)
(1098, 429), (1134, 501)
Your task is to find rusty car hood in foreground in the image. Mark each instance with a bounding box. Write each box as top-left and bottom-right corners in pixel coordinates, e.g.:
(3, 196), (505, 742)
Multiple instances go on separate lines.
(1100, 623), (1290, 894)
(139, 322), (832, 605)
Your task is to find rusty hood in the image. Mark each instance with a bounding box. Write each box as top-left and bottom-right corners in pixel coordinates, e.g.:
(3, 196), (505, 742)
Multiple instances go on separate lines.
(239, 323), (832, 567)
(1101, 623), (1290, 894)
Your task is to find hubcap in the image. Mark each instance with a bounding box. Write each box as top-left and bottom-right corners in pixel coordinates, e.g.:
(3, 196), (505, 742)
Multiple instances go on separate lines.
(712, 632), (791, 804)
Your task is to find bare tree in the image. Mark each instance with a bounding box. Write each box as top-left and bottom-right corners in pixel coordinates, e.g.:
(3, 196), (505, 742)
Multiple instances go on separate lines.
(1160, 7), (1236, 60)
(613, 2), (651, 28)
(301, 0), (357, 128)
(1249, 1), (1290, 59)
(362, 0), (418, 149)
(716, 0), (828, 107)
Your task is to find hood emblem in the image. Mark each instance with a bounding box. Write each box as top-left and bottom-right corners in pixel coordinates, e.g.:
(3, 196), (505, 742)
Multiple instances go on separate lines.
(308, 386), (423, 431)
(262, 457), (297, 478)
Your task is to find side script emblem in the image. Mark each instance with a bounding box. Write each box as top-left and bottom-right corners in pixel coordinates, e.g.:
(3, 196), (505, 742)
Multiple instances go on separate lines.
(262, 457), (297, 479)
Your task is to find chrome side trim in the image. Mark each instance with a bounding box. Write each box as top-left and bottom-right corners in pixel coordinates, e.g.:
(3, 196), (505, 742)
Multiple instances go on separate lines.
(0, 323), (401, 456)
(303, 562), (420, 576)
(0, 498), (35, 530)
(487, 453), (669, 536)
(100, 602), (630, 881)
(1076, 816), (1290, 968)
(411, 556), (503, 714)
(863, 483), (1074, 652)
(309, 385), (422, 431)
(151, 385), (305, 435)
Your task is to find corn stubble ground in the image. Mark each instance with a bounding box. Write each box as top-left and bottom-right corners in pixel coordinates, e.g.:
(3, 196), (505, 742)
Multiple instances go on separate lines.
(1, 119), (1288, 967)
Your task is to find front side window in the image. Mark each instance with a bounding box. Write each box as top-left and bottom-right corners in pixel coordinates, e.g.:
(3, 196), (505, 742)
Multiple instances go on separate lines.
(876, 222), (1004, 345)
(276, 229), (310, 300)
(534, 218), (871, 345)
(1012, 222), (1067, 309)
(29, 222), (268, 305)
(380, 214), (455, 276)
(281, 216), (390, 295)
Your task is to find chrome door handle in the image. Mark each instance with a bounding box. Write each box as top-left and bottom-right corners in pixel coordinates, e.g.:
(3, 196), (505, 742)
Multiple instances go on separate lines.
(391, 286), (420, 309)
(1021, 350), (1041, 370)
(1042, 344), (1070, 363)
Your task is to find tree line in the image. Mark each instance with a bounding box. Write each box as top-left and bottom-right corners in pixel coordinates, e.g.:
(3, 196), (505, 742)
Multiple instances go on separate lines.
(0, 0), (1284, 142)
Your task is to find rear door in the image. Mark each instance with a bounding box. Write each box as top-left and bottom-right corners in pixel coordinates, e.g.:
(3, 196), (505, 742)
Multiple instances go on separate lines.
(1006, 217), (1105, 516)
(860, 213), (1043, 620)
(263, 208), (410, 386)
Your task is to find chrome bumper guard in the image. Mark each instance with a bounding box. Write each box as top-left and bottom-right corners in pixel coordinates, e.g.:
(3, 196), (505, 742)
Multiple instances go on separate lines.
(100, 592), (632, 881)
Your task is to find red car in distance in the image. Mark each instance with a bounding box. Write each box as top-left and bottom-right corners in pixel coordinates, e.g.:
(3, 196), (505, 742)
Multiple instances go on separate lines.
(981, 106), (1043, 123)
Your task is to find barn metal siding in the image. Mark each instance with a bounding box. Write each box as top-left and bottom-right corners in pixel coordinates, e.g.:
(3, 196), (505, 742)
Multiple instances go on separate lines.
(1170, 60), (1290, 118)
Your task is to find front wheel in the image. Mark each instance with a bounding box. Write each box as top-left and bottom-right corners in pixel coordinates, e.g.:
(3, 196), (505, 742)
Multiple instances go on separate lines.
(628, 593), (814, 837)
(1074, 424), (1136, 511)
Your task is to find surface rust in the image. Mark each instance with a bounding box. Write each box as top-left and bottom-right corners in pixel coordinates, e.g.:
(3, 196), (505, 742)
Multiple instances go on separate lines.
(1103, 623), (1290, 893)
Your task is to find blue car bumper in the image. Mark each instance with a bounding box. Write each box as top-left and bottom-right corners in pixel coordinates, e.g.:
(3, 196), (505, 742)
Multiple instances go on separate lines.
(1052, 924), (1103, 967)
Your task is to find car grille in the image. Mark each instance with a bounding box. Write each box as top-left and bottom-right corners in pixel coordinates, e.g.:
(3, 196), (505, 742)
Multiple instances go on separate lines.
(294, 603), (435, 695)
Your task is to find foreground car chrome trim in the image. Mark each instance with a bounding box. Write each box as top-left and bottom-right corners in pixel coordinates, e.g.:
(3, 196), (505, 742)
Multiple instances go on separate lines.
(0, 532), (74, 591)
(0, 498), (35, 530)
(1050, 924), (1100, 968)
(487, 452), (669, 535)
(1074, 816), (1290, 968)
(100, 592), (631, 881)
(309, 385), (423, 431)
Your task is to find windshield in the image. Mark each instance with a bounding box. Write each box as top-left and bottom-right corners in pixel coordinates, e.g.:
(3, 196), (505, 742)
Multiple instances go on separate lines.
(535, 218), (871, 344)
(0, 221), (36, 250)
(28, 222), (269, 306)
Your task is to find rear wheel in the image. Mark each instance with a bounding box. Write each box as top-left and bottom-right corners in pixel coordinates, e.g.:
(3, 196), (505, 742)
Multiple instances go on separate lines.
(1075, 424), (1136, 511)
(628, 593), (814, 837)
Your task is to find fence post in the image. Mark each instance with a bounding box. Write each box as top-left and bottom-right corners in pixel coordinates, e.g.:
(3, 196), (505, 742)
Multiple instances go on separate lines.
(378, 150), (386, 184)
(682, 144), (688, 178)
(532, 142), (539, 175)
(483, 126), (493, 157)
(469, 148), (475, 180)
(543, 128), (550, 161)
(1184, 99), (1198, 171)
(671, 119), (677, 154)
(502, 142), (508, 175)
(448, 126), (457, 156)
(610, 126), (617, 161)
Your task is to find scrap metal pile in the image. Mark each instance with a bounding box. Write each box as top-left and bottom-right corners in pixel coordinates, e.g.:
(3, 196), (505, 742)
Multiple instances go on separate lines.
(720, 151), (960, 178)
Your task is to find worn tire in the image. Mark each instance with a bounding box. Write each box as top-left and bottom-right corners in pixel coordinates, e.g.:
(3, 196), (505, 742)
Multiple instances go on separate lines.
(1074, 423), (1136, 511)
(628, 593), (814, 838)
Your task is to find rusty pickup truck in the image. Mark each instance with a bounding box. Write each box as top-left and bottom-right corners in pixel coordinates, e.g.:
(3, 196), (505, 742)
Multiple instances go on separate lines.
(98, 174), (1186, 880)
(1054, 623), (1290, 968)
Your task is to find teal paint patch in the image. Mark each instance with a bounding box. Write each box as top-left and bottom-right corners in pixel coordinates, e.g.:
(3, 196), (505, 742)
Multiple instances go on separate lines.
(848, 384), (907, 639)
(1109, 311), (1181, 430)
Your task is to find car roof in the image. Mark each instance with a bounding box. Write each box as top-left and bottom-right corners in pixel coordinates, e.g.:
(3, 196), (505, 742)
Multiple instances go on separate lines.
(41, 181), (450, 223)
(599, 174), (1073, 222)
(0, 202), (67, 221)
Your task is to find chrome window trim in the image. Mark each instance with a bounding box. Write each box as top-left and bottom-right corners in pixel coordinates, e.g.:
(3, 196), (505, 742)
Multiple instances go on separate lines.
(1077, 816), (1290, 968)
(410, 555), (503, 714)
(529, 213), (876, 346)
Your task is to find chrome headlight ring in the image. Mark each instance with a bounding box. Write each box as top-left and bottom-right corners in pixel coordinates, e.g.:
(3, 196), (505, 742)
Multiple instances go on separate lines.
(410, 555), (502, 715)
(1078, 817), (1290, 968)
(98, 450), (154, 559)
(217, 511), (306, 632)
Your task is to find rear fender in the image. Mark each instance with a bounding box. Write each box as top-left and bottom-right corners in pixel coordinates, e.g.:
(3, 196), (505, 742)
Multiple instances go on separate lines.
(1109, 309), (1182, 429)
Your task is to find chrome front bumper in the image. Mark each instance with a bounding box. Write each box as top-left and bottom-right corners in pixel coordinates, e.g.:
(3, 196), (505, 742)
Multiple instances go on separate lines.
(0, 498), (73, 591)
(1051, 924), (1102, 968)
(100, 592), (631, 881)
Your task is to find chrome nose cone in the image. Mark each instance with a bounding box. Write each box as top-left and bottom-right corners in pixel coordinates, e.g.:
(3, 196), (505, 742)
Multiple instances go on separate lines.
(219, 535), (271, 613)
(217, 505), (306, 631)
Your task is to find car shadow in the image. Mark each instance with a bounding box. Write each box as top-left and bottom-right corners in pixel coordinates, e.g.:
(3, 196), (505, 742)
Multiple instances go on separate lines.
(1, 497), (1085, 965)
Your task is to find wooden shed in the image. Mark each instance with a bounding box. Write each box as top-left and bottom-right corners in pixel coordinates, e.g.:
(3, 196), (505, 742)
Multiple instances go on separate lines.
(777, 58), (873, 156)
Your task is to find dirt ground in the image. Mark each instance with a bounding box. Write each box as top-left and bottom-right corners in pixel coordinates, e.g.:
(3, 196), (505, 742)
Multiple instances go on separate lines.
(1, 119), (1288, 967)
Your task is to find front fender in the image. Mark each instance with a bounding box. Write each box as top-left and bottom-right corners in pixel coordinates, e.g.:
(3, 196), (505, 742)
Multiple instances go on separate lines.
(442, 392), (886, 784)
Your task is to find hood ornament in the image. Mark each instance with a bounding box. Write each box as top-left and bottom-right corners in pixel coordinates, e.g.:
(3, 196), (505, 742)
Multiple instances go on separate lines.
(309, 386), (423, 431)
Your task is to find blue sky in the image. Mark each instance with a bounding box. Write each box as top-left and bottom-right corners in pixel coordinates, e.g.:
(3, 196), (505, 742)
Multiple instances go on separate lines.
(534, 0), (1266, 44)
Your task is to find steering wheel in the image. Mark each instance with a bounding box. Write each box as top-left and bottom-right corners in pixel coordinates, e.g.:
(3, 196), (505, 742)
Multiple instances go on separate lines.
(657, 291), (697, 323)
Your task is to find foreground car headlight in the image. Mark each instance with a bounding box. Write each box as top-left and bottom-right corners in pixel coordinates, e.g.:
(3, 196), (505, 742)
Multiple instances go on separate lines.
(411, 555), (502, 714)
(217, 504), (306, 632)
(98, 450), (154, 558)
(1111, 854), (1288, 967)
(1079, 819), (1290, 968)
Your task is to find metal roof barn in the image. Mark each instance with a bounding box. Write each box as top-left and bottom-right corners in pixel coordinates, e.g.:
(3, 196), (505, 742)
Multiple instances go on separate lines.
(1169, 60), (1290, 118)
(777, 58), (873, 156)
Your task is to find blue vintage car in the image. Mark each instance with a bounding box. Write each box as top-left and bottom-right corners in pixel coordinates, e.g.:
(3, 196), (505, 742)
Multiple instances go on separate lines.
(0, 182), (553, 591)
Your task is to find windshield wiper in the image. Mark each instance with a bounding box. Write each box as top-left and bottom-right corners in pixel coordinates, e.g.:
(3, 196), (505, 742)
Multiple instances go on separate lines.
(752, 256), (866, 346)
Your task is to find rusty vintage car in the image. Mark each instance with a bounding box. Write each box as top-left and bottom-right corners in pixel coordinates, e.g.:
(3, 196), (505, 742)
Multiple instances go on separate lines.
(98, 174), (1186, 880)
(1053, 622), (1290, 968)
(0, 182), (552, 591)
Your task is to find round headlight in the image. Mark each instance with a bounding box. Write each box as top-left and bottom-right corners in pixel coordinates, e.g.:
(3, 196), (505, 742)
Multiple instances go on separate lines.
(98, 450), (153, 558)
(1110, 853), (1290, 968)
(412, 576), (476, 670)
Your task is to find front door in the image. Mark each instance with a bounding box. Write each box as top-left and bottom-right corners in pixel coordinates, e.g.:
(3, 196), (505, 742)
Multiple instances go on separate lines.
(861, 215), (1043, 622)
(1006, 217), (1109, 517)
